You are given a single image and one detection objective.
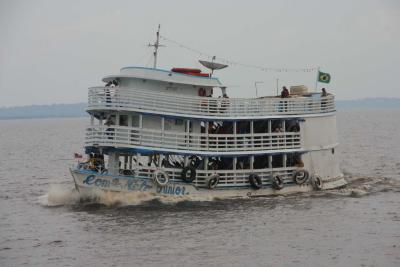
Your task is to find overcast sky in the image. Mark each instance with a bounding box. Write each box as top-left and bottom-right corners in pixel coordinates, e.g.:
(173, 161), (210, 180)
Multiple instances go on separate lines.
(0, 0), (399, 107)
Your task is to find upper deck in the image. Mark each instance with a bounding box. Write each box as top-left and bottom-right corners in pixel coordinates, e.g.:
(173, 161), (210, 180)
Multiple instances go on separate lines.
(87, 66), (335, 120)
(87, 86), (335, 120)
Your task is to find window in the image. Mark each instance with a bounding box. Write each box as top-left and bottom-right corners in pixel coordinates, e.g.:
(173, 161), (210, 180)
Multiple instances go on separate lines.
(272, 155), (283, 168)
(254, 120), (268, 133)
(254, 155), (269, 169)
(286, 119), (300, 132)
(119, 115), (128, 126)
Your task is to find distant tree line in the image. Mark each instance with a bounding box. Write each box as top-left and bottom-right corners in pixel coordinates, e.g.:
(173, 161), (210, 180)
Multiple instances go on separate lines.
(0, 103), (87, 119)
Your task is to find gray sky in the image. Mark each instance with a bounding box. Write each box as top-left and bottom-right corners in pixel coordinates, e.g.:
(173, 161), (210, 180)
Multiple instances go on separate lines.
(1, 0), (399, 107)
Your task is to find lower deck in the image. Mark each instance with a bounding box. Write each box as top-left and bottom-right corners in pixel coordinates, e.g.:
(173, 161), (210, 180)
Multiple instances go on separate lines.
(71, 167), (347, 198)
(79, 150), (311, 188)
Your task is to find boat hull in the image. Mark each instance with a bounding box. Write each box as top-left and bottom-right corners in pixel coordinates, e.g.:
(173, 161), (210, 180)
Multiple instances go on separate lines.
(70, 169), (347, 199)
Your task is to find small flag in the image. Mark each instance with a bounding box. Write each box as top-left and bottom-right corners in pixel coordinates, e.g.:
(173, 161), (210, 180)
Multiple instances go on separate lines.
(74, 153), (83, 159)
(318, 71), (331, 83)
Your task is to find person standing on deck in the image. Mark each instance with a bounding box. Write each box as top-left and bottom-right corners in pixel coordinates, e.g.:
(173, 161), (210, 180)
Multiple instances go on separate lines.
(321, 88), (329, 110)
(280, 86), (290, 112)
(281, 86), (289, 98)
(321, 88), (328, 97)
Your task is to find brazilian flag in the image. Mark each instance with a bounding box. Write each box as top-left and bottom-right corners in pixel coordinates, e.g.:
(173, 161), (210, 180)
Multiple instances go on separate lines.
(318, 71), (331, 83)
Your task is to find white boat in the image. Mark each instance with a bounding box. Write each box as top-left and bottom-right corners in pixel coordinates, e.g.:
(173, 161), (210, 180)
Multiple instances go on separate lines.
(70, 29), (346, 198)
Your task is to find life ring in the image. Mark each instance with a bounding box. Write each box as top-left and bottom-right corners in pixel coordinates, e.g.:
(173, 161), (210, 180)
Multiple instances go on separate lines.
(249, 173), (262, 190)
(292, 170), (309, 185)
(153, 170), (169, 187)
(171, 68), (201, 74)
(271, 174), (284, 190)
(187, 72), (209, 77)
(206, 174), (220, 189)
(181, 166), (196, 183)
(198, 88), (206, 97)
(312, 175), (323, 190)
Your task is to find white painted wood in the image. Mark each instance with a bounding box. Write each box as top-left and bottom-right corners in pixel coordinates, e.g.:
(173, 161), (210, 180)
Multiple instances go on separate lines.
(85, 125), (302, 153)
(87, 87), (336, 119)
(104, 67), (222, 88)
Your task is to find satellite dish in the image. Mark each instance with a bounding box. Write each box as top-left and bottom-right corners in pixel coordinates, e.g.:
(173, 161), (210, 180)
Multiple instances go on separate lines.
(199, 58), (228, 76)
(199, 60), (228, 71)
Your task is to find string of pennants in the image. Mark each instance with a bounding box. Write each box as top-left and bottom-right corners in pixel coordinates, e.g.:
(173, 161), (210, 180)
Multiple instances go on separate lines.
(159, 35), (319, 73)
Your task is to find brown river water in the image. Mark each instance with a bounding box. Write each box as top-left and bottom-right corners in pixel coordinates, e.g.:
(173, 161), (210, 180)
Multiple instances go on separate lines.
(0, 108), (400, 267)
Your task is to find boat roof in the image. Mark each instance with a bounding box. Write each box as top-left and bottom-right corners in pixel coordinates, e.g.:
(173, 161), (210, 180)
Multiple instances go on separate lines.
(102, 66), (224, 87)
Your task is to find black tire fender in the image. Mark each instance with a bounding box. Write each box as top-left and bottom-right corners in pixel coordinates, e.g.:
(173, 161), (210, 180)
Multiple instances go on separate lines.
(292, 170), (309, 185)
(249, 173), (262, 190)
(181, 166), (196, 183)
(153, 170), (169, 187)
(271, 174), (284, 190)
(206, 174), (220, 189)
(312, 174), (323, 190)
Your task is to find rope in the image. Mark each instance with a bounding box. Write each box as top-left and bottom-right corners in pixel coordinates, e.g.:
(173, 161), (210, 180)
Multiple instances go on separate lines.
(160, 35), (318, 73)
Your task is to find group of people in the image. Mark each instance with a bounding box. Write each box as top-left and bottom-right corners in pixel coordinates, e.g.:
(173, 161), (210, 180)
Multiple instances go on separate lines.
(80, 153), (105, 172)
(280, 86), (328, 98)
(105, 80), (119, 87)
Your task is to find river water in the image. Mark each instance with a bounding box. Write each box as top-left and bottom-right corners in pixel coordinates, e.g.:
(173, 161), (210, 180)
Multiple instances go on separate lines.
(1, 109), (400, 267)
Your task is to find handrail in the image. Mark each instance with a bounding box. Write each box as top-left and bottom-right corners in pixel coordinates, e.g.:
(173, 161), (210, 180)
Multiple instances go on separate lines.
(85, 125), (301, 153)
(87, 87), (335, 118)
(138, 166), (297, 187)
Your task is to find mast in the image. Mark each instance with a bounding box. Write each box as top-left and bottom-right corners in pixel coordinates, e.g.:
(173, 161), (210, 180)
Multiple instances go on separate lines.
(148, 24), (164, 68)
(315, 66), (320, 92)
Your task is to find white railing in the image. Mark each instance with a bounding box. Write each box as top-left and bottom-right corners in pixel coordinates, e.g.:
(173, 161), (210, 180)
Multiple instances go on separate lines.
(139, 166), (297, 188)
(85, 125), (301, 153)
(79, 164), (298, 188)
(87, 87), (335, 118)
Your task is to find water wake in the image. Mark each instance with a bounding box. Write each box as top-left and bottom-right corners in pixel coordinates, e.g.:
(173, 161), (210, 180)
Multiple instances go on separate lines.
(39, 185), (81, 207)
(39, 175), (399, 207)
(316, 175), (400, 198)
(39, 185), (215, 207)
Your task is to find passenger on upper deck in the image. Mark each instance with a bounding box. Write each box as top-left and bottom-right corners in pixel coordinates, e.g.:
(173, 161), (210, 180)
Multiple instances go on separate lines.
(281, 86), (290, 98)
(219, 93), (230, 113)
(321, 88), (329, 110)
(280, 86), (290, 112)
(111, 80), (119, 87)
(321, 88), (328, 97)
(105, 80), (119, 87)
(207, 88), (218, 113)
(207, 88), (213, 97)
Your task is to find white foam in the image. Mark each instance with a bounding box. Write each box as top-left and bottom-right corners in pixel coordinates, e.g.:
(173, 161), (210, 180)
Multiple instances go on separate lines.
(39, 185), (216, 207)
(90, 190), (216, 206)
(39, 185), (81, 207)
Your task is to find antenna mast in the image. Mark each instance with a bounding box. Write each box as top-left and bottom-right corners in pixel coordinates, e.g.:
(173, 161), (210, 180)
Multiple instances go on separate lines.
(148, 24), (164, 68)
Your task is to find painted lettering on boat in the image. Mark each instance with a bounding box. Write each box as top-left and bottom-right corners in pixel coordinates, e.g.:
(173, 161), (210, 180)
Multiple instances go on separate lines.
(83, 175), (110, 188)
(156, 185), (187, 196)
(82, 175), (152, 192)
(126, 178), (152, 191)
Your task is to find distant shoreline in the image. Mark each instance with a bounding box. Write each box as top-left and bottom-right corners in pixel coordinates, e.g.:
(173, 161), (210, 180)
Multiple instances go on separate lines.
(0, 98), (399, 120)
(0, 103), (87, 120)
(0, 115), (89, 120)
